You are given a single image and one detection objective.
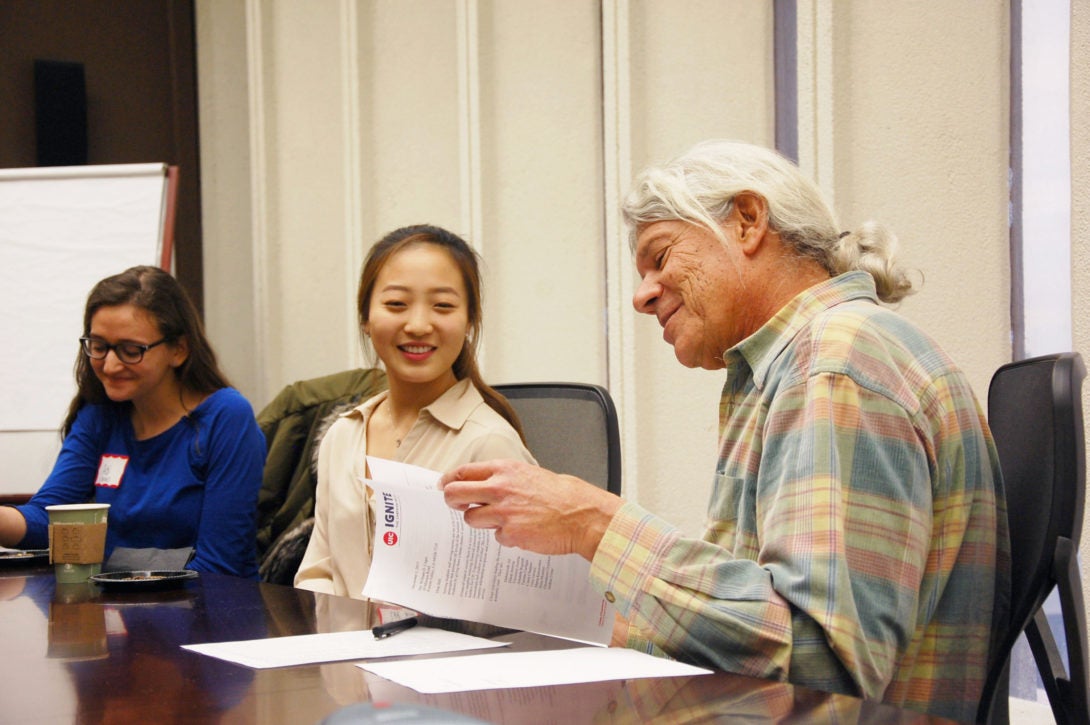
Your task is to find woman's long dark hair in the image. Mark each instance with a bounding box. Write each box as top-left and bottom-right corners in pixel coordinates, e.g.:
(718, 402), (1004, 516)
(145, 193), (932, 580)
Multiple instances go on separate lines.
(357, 225), (525, 442)
(62, 266), (231, 436)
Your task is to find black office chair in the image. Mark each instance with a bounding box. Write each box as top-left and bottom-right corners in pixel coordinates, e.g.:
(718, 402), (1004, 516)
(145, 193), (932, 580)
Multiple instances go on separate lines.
(494, 382), (622, 495)
(978, 353), (1089, 724)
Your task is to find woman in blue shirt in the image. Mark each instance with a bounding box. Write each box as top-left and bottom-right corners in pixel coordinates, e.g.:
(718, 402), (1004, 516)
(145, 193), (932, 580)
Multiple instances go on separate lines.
(0, 266), (265, 578)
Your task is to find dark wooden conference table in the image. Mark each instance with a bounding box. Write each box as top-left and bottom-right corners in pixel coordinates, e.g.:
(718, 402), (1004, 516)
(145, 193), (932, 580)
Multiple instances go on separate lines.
(0, 564), (951, 724)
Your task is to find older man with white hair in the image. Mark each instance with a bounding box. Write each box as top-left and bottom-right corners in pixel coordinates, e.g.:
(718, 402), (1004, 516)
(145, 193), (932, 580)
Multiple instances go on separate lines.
(440, 139), (1009, 723)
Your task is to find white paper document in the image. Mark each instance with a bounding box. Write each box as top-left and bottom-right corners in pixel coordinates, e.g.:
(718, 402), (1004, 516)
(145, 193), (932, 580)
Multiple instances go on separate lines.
(360, 646), (712, 694)
(181, 626), (505, 669)
(361, 458), (613, 645)
(366, 675), (626, 724)
(367, 456), (447, 489)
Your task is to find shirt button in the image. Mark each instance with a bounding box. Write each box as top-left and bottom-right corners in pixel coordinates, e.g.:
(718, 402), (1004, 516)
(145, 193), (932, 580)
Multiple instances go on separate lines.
(604, 591), (616, 603)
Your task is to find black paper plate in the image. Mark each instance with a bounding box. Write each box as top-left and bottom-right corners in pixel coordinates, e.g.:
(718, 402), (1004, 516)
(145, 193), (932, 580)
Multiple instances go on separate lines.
(0, 548), (50, 567)
(89, 569), (199, 591)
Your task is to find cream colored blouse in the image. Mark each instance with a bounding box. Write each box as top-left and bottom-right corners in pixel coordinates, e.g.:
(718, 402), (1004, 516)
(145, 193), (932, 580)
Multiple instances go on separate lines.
(294, 378), (535, 599)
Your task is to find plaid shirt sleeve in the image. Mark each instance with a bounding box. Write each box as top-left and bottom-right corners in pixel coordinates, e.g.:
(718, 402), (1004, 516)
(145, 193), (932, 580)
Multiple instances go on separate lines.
(590, 369), (932, 690)
(591, 499), (796, 679)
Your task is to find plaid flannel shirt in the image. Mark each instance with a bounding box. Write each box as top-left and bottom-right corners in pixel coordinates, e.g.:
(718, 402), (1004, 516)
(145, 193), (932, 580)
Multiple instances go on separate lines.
(591, 271), (1010, 722)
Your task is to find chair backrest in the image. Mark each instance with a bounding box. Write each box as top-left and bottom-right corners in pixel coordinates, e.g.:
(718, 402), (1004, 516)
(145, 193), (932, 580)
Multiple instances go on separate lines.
(494, 382), (622, 495)
(978, 352), (1089, 724)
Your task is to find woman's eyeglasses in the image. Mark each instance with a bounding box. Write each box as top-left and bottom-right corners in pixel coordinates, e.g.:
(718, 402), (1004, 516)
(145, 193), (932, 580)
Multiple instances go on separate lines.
(79, 337), (169, 364)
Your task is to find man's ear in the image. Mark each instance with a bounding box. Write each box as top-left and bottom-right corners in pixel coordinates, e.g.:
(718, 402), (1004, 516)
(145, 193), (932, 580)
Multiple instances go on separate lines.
(733, 191), (770, 255)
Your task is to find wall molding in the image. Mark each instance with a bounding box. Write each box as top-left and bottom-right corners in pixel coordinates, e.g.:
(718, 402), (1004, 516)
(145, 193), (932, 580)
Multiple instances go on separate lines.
(795, 0), (836, 199)
(244, 0), (271, 400)
(340, 0), (365, 368)
(456, 0), (486, 367)
(602, 0), (638, 498)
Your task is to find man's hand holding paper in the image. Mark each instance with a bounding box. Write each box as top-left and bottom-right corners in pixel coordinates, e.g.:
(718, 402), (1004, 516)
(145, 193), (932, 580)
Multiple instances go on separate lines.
(439, 459), (622, 560)
(361, 458), (613, 645)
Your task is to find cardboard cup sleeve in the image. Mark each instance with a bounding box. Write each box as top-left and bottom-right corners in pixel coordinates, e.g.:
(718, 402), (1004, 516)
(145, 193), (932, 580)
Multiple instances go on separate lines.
(48, 522), (108, 564)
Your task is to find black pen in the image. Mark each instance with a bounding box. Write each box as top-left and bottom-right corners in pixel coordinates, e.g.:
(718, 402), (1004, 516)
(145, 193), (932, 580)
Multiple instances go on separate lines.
(373, 616), (418, 640)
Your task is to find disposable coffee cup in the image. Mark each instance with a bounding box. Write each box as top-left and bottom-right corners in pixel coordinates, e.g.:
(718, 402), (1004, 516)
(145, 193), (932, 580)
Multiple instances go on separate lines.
(46, 503), (110, 584)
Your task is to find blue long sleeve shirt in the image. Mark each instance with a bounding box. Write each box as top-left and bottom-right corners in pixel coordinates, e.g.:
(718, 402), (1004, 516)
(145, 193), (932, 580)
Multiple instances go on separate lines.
(17, 387), (266, 578)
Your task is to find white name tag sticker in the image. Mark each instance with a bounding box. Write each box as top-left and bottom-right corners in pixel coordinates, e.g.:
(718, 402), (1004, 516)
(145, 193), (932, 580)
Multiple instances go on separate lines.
(95, 454), (129, 488)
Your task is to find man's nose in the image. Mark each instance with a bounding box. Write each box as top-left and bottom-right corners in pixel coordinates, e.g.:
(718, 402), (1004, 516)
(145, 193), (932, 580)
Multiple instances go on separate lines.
(632, 275), (660, 314)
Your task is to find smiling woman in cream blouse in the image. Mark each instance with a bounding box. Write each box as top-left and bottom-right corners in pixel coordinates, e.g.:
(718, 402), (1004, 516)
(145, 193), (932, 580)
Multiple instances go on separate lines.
(293, 224), (535, 600)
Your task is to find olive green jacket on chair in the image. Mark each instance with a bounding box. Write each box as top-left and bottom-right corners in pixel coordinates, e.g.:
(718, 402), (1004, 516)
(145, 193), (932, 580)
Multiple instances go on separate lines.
(255, 368), (387, 578)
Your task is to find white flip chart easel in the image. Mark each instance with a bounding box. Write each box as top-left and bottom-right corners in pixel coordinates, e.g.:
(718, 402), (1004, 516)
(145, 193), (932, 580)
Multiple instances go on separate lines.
(0, 163), (175, 492)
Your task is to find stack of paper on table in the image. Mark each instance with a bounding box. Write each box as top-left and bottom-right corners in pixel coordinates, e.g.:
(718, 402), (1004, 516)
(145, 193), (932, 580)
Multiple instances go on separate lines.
(182, 627), (506, 669)
(360, 646), (713, 694)
(183, 459), (715, 695)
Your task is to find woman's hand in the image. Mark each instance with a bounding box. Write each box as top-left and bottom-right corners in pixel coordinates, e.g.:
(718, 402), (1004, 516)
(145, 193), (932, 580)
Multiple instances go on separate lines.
(0, 505), (28, 548)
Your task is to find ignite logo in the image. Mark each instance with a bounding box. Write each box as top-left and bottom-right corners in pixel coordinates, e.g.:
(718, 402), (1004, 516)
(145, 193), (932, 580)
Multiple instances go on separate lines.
(381, 491), (399, 546)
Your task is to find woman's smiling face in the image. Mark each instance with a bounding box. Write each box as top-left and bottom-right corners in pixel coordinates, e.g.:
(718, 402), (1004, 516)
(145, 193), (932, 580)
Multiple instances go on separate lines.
(87, 303), (187, 406)
(364, 243), (470, 392)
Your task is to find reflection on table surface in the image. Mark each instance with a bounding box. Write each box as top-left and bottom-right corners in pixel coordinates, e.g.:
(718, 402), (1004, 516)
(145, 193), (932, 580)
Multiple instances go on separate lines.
(0, 566), (950, 723)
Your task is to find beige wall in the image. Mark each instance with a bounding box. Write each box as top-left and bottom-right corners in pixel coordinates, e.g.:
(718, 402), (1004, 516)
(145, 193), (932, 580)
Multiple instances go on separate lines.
(828, 3), (1010, 395)
(196, 0), (1011, 542)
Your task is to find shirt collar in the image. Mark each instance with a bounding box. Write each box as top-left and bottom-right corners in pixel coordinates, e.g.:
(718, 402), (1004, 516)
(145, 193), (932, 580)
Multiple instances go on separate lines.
(724, 271), (879, 389)
(348, 377), (481, 432)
